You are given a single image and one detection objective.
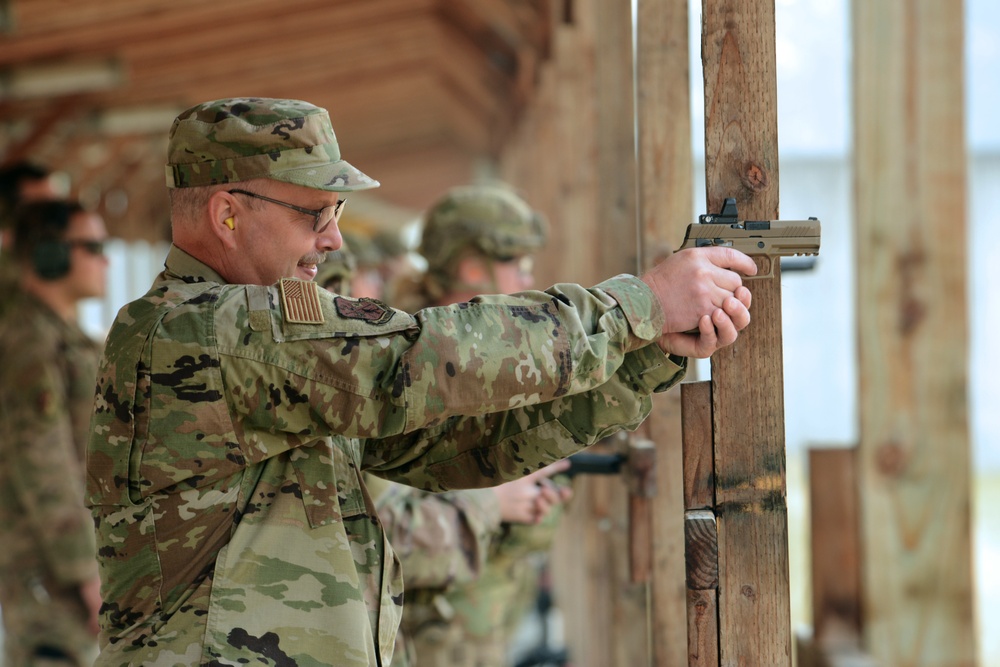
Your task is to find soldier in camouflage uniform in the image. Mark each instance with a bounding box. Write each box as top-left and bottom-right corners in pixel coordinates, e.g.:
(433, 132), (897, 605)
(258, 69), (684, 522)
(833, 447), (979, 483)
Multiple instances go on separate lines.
(85, 97), (756, 666)
(0, 200), (109, 666)
(380, 184), (573, 667)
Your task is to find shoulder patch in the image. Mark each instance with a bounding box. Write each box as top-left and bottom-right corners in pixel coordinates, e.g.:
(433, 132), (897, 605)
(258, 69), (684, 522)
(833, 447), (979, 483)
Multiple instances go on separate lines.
(334, 296), (395, 325)
(279, 278), (324, 324)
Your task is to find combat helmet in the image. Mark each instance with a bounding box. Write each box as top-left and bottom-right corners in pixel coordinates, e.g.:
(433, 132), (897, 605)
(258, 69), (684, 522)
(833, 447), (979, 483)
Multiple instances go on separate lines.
(419, 184), (547, 276)
(315, 245), (357, 295)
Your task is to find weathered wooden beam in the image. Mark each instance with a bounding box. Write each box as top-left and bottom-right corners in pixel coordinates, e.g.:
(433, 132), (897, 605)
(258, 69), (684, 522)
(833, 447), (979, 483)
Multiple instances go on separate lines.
(853, 1), (975, 664)
(686, 511), (719, 667)
(587, 3), (651, 663)
(701, 1), (790, 665)
(682, 381), (718, 667)
(594, 0), (638, 277)
(808, 448), (862, 643)
(626, 438), (656, 584)
(635, 0), (693, 655)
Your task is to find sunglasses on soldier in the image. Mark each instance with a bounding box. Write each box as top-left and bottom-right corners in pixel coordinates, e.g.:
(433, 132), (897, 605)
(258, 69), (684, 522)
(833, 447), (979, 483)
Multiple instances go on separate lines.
(66, 239), (106, 256)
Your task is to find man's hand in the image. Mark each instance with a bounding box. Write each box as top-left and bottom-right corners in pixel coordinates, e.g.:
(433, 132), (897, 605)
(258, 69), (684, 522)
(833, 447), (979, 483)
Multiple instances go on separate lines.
(80, 575), (102, 636)
(493, 461), (573, 525)
(640, 247), (756, 358)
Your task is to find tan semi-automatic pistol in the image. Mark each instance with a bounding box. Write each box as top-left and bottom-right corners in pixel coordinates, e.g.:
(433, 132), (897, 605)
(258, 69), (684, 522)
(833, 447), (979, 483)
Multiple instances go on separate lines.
(677, 198), (821, 279)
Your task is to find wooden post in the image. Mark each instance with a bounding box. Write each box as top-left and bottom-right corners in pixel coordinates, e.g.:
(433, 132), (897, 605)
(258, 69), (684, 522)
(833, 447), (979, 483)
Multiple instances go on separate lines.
(808, 448), (862, 645)
(853, 1), (975, 664)
(626, 438), (657, 584)
(635, 0), (693, 662)
(682, 381), (719, 667)
(701, 1), (791, 666)
(589, 2), (651, 665)
(795, 447), (877, 667)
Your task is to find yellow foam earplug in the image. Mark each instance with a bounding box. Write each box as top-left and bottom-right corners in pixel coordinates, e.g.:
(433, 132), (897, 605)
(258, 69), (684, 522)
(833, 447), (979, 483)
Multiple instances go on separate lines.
(224, 217), (235, 230)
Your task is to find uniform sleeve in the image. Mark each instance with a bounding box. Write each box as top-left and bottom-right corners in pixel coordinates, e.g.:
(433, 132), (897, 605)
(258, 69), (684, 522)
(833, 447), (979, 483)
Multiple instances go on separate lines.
(220, 275), (675, 446)
(363, 342), (684, 490)
(2, 344), (97, 585)
(367, 475), (501, 589)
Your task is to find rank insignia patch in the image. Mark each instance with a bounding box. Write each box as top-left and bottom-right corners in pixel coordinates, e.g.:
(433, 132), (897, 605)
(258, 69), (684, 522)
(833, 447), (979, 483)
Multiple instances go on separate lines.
(280, 278), (324, 324)
(334, 296), (395, 325)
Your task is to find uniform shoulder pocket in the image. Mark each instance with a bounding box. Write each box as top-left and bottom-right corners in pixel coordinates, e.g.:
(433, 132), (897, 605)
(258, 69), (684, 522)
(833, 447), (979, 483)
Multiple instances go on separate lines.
(265, 280), (416, 342)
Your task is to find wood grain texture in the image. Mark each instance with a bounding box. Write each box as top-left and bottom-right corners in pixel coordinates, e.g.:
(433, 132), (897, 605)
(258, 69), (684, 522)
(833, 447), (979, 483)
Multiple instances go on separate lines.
(853, 1), (975, 664)
(682, 381), (714, 510)
(701, 1), (791, 665)
(635, 0), (694, 662)
(808, 448), (862, 643)
(688, 589), (720, 667)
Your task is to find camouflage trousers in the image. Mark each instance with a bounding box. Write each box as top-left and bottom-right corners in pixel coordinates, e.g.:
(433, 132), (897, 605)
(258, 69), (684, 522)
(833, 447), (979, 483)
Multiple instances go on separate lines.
(0, 578), (98, 667)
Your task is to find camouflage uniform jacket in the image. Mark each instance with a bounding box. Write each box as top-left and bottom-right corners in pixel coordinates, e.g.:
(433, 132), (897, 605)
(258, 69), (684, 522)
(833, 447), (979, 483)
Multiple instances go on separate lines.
(86, 245), (686, 666)
(0, 292), (100, 657)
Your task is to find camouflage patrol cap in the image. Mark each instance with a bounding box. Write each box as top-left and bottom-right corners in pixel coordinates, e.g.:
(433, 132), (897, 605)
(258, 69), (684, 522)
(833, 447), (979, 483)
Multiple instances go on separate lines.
(419, 184), (548, 273)
(165, 97), (379, 192)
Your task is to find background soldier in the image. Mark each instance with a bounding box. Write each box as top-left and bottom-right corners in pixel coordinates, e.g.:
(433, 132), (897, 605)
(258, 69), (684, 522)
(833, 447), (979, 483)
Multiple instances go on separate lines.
(383, 184), (572, 667)
(0, 199), (109, 666)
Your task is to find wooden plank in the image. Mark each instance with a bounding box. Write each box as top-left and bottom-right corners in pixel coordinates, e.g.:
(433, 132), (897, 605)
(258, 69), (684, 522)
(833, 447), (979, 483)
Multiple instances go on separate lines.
(682, 383), (717, 667)
(593, 0), (638, 276)
(808, 448), (861, 643)
(701, 1), (790, 666)
(853, 1), (975, 664)
(681, 381), (714, 510)
(635, 0), (694, 653)
(523, 8), (610, 665)
(686, 510), (720, 667)
(688, 589), (719, 667)
(626, 438), (657, 584)
(590, 2), (650, 664)
(0, 0), (433, 61)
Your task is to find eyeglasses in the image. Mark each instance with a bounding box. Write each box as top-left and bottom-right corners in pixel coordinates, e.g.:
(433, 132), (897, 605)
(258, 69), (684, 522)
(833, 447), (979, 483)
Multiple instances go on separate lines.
(66, 239), (106, 256)
(227, 189), (346, 233)
(494, 254), (534, 276)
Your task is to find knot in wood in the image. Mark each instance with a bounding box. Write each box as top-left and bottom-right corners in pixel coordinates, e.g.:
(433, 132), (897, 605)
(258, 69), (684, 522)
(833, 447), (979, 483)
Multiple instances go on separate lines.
(741, 161), (769, 192)
(876, 440), (909, 477)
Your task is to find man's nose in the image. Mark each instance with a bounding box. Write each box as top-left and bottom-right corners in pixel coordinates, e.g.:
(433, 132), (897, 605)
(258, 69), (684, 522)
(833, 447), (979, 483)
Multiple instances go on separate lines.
(317, 223), (342, 252)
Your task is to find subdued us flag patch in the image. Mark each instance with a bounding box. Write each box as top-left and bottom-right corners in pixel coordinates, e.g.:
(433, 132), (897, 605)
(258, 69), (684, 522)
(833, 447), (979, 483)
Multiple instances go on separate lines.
(279, 278), (325, 324)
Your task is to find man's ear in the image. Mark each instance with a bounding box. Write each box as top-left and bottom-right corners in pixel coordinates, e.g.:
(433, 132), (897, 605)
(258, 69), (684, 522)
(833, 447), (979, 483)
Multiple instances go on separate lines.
(207, 190), (239, 247)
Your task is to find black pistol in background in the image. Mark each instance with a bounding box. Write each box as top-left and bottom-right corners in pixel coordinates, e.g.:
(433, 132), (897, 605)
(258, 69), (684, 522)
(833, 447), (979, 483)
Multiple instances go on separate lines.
(561, 452), (627, 479)
(676, 198), (821, 278)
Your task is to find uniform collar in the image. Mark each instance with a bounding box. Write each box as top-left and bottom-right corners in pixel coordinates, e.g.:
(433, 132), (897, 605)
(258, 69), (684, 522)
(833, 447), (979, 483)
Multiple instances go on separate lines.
(162, 244), (229, 285)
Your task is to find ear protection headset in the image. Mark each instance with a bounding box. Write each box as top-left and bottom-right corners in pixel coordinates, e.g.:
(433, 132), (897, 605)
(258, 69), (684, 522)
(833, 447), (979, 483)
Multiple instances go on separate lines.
(33, 239), (73, 280)
(31, 203), (74, 280)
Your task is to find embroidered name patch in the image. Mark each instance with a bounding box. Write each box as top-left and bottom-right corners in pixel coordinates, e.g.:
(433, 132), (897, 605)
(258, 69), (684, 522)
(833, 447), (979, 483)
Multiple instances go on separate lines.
(280, 278), (324, 324)
(334, 296), (395, 325)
